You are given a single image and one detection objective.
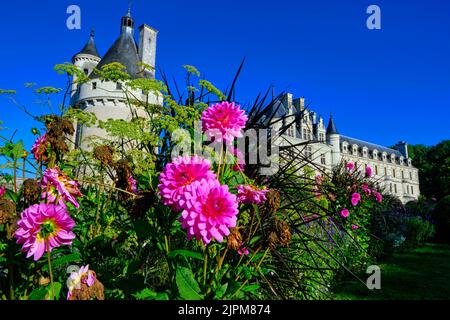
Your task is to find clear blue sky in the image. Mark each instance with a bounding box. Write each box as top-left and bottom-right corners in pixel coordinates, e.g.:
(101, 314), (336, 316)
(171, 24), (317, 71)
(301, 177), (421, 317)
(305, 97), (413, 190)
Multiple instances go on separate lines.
(0, 0), (449, 152)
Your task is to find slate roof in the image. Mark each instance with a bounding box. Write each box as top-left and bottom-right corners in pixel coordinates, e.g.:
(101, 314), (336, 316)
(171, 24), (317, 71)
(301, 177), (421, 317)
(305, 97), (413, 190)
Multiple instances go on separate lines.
(340, 135), (403, 157)
(76, 31), (100, 58)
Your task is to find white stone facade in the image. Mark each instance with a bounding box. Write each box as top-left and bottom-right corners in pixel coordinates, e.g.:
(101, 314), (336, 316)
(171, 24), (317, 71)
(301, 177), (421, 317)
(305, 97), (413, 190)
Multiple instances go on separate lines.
(270, 93), (420, 204)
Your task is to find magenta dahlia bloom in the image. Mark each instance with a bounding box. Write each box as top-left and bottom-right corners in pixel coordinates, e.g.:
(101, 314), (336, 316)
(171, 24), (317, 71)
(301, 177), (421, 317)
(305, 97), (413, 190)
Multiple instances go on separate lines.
(41, 167), (82, 208)
(351, 192), (361, 206)
(31, 133), (48, 162)
(180, 179), (239, 245)
(201, 101), (248, 143)
(14, 203), (75, 261)
(365, 165), (373, 178)
(236, 185), (269, 205)
(351, 225), (360, 230)
(361, 183), (371, 195)
(374, 191), (383, 203)
(158, 155), (217, 211)
(0, 186), (5, 198)
(340, 208), (349, 218)
(346, 162), (355, 171)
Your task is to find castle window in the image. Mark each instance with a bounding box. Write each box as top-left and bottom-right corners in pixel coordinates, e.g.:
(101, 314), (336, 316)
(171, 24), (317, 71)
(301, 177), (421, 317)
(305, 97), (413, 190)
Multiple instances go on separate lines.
(303, 128), (307, 140)
(411, 186), (414, 194)
(393, 170), (396, 178)
(384, 167), (387, 176)
(407, 185), (409, 194)
(394, 184), (397, 194)
(321, 154), (326, 165)
(83, 68), (89, 75)
(390, 184), (392, 192)
(402, 171), (404, 179)
(306, 146), (312, 160)
(287, 125), (294, 137)
(375, 166), (379, 175)
(410, 172), (412, 180)
(363, 149), (367, 157)
(92, 82), (97, 90)
(116, 82), (122, 90)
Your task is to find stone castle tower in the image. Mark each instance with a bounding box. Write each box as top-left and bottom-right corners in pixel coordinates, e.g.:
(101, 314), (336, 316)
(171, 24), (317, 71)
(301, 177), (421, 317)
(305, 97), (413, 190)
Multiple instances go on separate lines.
(70, 9), (161, 150)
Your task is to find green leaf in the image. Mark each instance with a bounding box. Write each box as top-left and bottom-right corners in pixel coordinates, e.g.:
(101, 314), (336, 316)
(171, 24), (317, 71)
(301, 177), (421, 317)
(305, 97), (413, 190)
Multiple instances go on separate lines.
(168, 249), (203, 261)
(132, 288), (157, 300)
(29, 287), (48, 300)
(214, 283), (228, 300)
(48, 282), (62, 300)
(42, 253), (81, 271)
(176, 267), (204, 300)
(155, 292), (169, 300)
(241, 284), (260, 293)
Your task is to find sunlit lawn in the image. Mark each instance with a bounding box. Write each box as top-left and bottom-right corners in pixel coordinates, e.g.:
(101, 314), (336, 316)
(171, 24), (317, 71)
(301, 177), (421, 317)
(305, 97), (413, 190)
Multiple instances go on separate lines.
(334, 243), (450, 300)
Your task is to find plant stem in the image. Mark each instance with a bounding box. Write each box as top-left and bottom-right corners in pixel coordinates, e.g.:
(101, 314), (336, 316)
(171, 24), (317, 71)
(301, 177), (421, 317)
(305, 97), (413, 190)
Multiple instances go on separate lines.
(13, 159), (17, 193)
(46, 241), (55, 300)
(203, 249), (208, 287)
(7, 238), (15, 300)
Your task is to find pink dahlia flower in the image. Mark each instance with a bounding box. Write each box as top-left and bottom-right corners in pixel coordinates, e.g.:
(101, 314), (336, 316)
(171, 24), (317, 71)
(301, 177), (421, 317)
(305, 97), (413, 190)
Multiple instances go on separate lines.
(365, 166), (373, 178)
(128, 175), (138, 194)
(361, 183), (371, 195)
(201, 101), (248, 144)
(351, 192), (361, 206)
(66, 265), (96, 300)
(14, 203), (75, 261)
(41, 167), (83, 208)
(0, 186), (5, 198)
(340, 208), (349, 218)
(180, 179), (239, 245)
(346, 162), (355, 171)
(31, 133), (48, 162)
(374, 191), (383, 203)
(351, 225), (360, 230)
(236, 185), (269, 205)
(158, 155), (216, 211)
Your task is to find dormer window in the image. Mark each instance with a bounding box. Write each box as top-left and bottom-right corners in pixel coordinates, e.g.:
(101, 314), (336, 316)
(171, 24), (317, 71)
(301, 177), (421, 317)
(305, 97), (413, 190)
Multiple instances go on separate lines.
(92, 82), (97, 90)
(363, 148), (368, 157)
(352, 145), (358, 155)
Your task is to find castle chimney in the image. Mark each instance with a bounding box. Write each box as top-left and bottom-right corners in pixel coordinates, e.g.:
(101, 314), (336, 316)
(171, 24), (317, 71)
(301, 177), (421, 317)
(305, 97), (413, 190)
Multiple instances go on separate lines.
(138, 24), (158, 78)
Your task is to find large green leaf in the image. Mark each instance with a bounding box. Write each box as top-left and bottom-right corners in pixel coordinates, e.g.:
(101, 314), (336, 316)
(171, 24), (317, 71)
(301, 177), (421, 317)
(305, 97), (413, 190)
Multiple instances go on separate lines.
(168, 249), (203, 261)
(176, 267), (204, 300)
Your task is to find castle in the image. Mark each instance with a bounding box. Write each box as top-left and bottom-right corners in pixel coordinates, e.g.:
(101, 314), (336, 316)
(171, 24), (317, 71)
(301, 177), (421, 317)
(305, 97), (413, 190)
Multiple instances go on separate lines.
(70, 10), (420, 204)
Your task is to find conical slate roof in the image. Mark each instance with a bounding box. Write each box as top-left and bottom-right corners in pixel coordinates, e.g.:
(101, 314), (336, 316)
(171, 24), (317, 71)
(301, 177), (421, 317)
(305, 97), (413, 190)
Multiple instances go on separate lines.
(326, 114), (338, 135)
(92, 32), (141, 79)
(77, 31), (100, 58)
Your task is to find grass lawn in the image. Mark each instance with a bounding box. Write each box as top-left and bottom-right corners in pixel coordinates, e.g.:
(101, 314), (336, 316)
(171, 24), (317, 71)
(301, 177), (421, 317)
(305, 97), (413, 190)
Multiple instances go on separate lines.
(333, 243), (450, 300)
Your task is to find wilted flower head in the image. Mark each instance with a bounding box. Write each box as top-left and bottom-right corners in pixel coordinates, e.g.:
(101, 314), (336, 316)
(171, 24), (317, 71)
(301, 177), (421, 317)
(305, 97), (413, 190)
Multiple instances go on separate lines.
(340, 208), (349, 218)
(180, 179), (238, 245)
(201, 101), (248, 143)
(41, 167), (82, 208)
(66, 265), (104, 300)
(31, 133), (48, 163)
(351, 225), (360, 230)
(0, 198), (16, 225)
(93, 145), (114, 167)
(22, 179), (40, 203)
(351, 192), (361, 206)
(158, 155), (216, 211)
(365, 166), (373, 178)
(238, 244), (250, 256)
(236, 185), (269, 205)
(14, 203), (75, 261)
(346, 162), (355, 171)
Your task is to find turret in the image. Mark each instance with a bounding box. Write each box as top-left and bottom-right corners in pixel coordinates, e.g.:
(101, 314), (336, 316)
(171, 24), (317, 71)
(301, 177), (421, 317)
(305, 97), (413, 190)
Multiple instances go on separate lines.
(326, 113), (341, 166)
